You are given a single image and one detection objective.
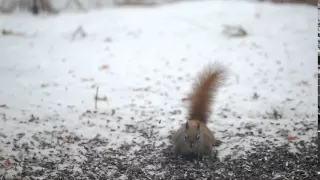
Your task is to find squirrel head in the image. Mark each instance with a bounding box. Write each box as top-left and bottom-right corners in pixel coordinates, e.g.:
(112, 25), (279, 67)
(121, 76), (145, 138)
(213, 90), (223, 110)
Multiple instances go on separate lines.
(184, 120), (201, 150)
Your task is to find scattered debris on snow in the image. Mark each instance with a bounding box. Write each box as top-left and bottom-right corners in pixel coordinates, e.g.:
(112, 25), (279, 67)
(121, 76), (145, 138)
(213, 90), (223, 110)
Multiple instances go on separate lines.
(0, 0), (317, 179)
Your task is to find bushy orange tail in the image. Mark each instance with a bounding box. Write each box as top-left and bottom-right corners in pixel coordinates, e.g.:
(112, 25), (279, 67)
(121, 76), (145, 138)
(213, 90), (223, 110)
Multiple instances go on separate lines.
(188, 63), (227, 124)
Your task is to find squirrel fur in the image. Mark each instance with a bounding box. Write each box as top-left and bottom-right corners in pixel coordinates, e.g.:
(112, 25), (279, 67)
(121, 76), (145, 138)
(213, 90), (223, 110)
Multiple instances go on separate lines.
(172, 63), (227, 156)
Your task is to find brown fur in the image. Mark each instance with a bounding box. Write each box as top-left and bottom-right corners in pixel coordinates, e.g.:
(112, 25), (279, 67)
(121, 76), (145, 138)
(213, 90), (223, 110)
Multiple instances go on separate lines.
(172, 63), (227, 156)
(188, 63), (226, 124)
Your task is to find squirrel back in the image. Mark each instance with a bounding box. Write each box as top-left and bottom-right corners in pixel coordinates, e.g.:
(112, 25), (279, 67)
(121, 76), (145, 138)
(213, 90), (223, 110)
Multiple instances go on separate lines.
(188, 63), (226, 123)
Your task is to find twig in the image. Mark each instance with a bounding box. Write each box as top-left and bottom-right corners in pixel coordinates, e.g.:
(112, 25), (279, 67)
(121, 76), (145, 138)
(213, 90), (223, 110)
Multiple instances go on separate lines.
(93, 85), (108, 110)
(95, 86), (99, 109)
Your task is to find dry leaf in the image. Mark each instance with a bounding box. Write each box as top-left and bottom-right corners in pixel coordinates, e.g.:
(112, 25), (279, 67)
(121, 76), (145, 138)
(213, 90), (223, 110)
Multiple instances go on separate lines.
(288, 136), (297, 140)
(99, 64), (109, 70)
(5, 159), (11, 165)
(81, 78), (93, 82)
(182, 97), (191, 101)
(222, 25), (247, 37)
(2, 29), (26, 37)
(0, 104), (8, 109)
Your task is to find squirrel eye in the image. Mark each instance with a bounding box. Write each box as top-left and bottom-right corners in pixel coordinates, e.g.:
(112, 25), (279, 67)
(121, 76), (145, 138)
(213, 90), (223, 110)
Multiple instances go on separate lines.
(184, 134), (187, 140)
(196, 135), (200, 141)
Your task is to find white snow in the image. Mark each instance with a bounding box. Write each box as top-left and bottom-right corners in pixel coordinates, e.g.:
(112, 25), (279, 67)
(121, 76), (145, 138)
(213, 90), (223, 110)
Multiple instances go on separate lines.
(0, 0), (317, 176)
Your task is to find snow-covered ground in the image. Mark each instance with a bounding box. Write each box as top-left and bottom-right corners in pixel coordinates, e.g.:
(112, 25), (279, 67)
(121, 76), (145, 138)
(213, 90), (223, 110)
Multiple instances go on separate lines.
(0, 0), (317, 179)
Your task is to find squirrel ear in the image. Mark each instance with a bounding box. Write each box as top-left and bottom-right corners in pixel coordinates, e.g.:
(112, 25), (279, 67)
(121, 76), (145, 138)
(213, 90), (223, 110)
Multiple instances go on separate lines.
(185, 122), (189, 129)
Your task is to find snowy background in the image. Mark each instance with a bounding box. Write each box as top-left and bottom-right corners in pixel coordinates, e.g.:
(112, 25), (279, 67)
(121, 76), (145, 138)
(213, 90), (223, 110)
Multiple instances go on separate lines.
(0, 0), (318, 179)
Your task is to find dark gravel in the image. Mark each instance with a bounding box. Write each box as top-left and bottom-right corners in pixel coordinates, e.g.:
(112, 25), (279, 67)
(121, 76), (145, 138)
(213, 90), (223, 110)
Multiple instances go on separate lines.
(1, 133), (318, 180)
(1, 107), (318, 180)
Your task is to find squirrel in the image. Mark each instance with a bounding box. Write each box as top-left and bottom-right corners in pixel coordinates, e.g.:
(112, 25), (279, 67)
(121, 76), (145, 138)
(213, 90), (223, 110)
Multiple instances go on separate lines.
(172, 63), (227, 157)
